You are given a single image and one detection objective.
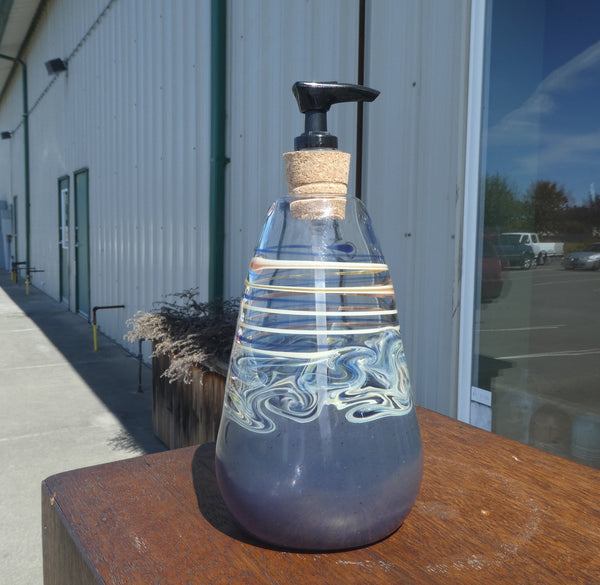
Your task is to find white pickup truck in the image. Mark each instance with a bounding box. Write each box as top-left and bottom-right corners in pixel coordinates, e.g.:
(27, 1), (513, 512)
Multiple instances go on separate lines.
(500, 233), (564, 265)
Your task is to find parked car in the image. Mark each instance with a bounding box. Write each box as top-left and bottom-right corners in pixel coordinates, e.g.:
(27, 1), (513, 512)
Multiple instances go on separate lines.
(496, 234), (535, 270)
(562, 243), (600, 270)
(481, 237), (503, 300)
(500, 232), (564, 265)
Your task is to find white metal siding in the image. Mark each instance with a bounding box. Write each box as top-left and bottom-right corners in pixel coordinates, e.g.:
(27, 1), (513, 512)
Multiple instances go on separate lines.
(0, 0), (471, 415)
(225, 0), (360, 296)
(2, 0), (212, 350)
(364, 0), (470, 414)
(0, 71), (27, 275)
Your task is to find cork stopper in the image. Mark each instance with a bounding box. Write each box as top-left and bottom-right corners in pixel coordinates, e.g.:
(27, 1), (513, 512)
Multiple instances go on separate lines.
(283, 150), (350, 220)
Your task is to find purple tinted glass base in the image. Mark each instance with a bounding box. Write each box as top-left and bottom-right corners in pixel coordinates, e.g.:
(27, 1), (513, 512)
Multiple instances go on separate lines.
(216, 406), (423, 551)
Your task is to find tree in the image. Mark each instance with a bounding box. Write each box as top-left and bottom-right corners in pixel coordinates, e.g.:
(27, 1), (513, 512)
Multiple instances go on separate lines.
(525, 180), (569, 235)
(483, 173), (522, 233)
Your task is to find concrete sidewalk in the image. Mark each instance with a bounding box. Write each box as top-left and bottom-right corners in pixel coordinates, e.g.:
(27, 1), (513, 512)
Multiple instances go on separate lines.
(0, 271), (165, 585)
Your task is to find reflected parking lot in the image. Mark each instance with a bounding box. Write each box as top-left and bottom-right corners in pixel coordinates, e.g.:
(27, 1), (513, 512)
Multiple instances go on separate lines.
(477, 262), (600, 466)
(472, 0), (600, 469)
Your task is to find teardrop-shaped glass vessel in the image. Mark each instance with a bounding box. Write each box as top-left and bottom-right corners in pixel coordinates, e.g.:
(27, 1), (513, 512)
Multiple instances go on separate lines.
(215, 194), (423, 550)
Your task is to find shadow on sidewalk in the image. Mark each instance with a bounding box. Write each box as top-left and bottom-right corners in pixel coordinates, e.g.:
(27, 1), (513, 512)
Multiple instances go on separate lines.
(0, 271), (165, 456)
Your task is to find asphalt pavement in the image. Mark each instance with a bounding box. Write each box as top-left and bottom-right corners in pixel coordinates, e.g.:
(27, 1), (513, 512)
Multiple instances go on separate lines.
(477, 261), (600, 464)
(0, 270), (165, 585)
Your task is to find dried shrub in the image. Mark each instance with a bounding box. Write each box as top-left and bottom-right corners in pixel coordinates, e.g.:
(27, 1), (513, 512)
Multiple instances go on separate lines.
(125, 289), (239, 383)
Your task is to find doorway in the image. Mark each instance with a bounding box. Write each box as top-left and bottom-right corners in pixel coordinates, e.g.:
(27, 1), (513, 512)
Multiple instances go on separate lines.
(74, 169), (90, 318)
(58, 176), (69, 304)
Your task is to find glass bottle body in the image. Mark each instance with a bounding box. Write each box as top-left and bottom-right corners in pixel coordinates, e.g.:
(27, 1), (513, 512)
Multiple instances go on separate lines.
(216, 195), (423, 550)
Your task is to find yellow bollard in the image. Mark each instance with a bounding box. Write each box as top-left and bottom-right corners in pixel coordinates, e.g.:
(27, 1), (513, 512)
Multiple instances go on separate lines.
(25, 276), (30, 295)
(11, 270), (16, 282)
(92, 305), (124, 351)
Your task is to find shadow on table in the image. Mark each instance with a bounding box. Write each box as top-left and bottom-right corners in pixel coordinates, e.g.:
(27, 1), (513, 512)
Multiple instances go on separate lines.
(191, 443), (268, 546)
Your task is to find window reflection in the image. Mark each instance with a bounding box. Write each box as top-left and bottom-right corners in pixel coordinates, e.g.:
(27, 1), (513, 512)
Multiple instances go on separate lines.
(474, 0), (600, 467)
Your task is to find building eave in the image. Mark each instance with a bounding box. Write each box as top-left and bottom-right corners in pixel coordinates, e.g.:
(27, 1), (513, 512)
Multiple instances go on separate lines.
(0, 0), (43, 100)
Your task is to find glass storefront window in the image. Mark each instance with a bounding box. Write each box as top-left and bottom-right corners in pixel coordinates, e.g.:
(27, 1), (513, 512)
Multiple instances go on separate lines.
(473, 0), (600, 467)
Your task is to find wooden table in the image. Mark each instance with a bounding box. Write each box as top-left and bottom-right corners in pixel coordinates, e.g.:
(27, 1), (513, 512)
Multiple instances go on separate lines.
(42, 408), (600, 584)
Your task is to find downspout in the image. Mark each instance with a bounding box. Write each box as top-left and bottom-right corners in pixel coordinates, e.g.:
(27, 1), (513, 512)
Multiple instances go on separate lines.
(355, 0), (366, 200)
(0, 54), (29, 275)
(209, 0), (227, 301)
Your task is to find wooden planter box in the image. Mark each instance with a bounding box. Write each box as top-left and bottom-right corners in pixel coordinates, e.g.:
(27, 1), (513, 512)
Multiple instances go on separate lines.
(152, 354), (227, 449)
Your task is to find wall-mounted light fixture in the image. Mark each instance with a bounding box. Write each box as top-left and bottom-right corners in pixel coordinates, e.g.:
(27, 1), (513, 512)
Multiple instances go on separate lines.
(45, 58), (68, 75)
(1, 131), (12, 139)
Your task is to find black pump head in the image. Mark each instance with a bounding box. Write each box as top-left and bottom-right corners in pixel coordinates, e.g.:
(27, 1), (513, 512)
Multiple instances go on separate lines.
(292, 81), (380, 150)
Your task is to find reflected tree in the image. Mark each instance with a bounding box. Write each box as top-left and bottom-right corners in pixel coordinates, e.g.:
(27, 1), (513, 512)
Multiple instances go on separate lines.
(563, 194), (600, 239)
(484, 173), (527, 232)
(589, 194), (600, 234)
(483, 174), (598, 240)
(525, 180), (569, 235)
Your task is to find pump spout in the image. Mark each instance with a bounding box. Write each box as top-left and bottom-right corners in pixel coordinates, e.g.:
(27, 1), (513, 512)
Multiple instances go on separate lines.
(284, 81), (381, 219)
(292, 81), (380, 150)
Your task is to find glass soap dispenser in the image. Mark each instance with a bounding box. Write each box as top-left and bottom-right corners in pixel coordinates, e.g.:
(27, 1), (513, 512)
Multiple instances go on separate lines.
(215, 81), (423, 551)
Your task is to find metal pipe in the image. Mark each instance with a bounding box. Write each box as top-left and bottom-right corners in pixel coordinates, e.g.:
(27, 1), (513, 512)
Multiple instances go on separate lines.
(137, 339), (145, 393)
(92, 305), (125, 351)
(0, 54), (30, 275)
(355, 0), (366, 200)
(208, 0), (227, 302)
(11, 260), (25, 283)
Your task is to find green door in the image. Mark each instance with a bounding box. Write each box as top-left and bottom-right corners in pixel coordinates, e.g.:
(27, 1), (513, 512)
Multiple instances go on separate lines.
(74, 169), (90, 318)
(58, 176), (69, 304)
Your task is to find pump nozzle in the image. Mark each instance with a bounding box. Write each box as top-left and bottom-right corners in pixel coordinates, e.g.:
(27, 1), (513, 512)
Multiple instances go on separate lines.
(292, 81), (380, 150)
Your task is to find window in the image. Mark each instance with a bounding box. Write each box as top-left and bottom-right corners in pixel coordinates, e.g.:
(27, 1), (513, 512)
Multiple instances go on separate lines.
(471, 0), (600, 468)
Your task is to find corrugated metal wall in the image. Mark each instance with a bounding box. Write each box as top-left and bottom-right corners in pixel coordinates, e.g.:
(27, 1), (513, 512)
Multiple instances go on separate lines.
(2, 0), (213, 346)
(0, 0), (471, 415)
(0, 63), (24, 267)
(364, 0), (470, 414)
(225, 1), (471, 414)
(225, 0), (360, 293)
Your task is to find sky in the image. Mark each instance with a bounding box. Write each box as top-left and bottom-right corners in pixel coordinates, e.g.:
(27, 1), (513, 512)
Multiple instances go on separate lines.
(483, 0), (600, 205)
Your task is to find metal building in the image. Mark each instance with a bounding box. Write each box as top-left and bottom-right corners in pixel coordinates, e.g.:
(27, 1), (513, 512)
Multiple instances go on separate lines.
(0, 0), (472, 420)
(5, 0), (600, 494)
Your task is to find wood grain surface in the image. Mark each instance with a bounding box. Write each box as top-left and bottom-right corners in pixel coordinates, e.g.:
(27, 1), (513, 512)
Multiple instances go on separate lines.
(42, 407), (600, 584)
(151, 354), (226, 449)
